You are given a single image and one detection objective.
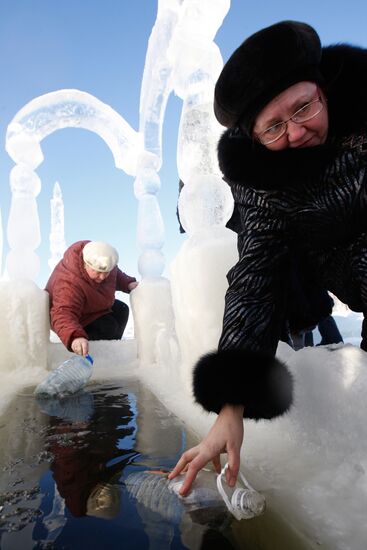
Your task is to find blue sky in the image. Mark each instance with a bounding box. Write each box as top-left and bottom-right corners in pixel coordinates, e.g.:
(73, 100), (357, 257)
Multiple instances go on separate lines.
(1, 0), (367, 286)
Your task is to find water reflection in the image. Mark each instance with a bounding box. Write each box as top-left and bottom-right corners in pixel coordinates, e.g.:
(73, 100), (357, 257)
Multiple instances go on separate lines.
(125, 469), (233, 550)
(0, 379), (237, 550)
(45, 385), (137, 519)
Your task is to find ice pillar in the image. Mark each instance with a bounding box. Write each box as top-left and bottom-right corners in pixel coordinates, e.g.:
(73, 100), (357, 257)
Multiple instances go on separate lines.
(132, 0), (182, 368)
(6, 164), (41, 280)
(135, 0), (182, 278)
(169, 0), (238, 389)
(0, 206), (3, 279)
(48, 181), (66, 272)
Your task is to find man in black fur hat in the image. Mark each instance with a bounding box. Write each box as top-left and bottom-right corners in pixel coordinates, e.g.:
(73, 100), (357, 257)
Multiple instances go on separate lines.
(169, 20), (367, 495)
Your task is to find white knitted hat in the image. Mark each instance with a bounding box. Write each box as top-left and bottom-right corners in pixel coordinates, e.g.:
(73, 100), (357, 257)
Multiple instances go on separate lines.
(82, 241), (119, 273)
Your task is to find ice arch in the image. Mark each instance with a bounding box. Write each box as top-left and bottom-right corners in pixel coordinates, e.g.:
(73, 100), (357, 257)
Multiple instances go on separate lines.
(5, 89), (144, 280)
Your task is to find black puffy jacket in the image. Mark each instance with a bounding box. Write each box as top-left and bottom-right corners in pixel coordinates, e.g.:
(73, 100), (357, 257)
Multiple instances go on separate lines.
(192, 44), (367, 421)
(218, 44), (367, 356)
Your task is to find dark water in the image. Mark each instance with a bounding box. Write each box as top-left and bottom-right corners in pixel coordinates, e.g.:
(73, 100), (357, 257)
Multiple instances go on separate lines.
(0, 379), (317, 550)
(0, 379), (239, 550)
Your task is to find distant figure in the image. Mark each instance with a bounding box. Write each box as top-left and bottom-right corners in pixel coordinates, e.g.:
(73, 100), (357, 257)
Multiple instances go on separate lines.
(291, 315), (344, 350)
(46, 240), (138, 356)
(286, 257), (343, 350)
(177, 179), (186, 233)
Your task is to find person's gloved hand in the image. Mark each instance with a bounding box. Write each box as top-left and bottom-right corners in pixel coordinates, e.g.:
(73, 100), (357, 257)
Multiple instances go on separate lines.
(71, 337), (89, 356)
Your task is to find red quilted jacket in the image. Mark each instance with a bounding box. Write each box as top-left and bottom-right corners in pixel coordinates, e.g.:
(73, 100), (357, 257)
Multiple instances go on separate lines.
(46, 240), (136, 349)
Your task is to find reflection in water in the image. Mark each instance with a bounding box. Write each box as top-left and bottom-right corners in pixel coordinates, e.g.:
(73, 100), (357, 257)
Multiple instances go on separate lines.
(0, 379), (238, 549)
(125, 470), (233, 550)
(46, 385), (137, 519)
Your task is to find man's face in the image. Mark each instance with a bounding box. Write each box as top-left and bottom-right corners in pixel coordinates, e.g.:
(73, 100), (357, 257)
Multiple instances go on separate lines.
(84, 264), (111, 283)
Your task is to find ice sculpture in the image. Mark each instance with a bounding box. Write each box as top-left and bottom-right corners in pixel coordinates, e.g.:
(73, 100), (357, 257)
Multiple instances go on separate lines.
(3, 0), (234, 378)
(169, 0), (229, 183)
(135, 0), (181, 279)
(132, 0), (233, 378)
(48, 182), (66, 272)
(0, 206), (3, 278)
(5, 89), (144, 280)
(167, 0), (237, 388)
(134, 0), (230, 279)
(132, 0), (183, 368)
(6, 89), (142, 173)
(6, 163), (42, 280)
(0, 280), (49, 373)
(139, 0), (182, 167)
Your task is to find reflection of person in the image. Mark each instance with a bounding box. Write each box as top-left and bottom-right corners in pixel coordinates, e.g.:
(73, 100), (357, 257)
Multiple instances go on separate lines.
(46, 240), (138, 356)
(47, 388), (136, 518)
(170, 20), (367, 494)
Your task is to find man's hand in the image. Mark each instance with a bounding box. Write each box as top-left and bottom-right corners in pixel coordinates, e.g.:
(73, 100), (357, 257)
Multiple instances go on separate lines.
(128, 281), (139, 291)
(71, 337), (89, 356)
(168, 403), (244, 495)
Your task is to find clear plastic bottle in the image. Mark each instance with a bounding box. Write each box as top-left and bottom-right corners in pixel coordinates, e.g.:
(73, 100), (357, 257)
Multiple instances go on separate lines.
(35, 354), (94, 398)
(216, 463), (266, 520)
(168, 469), (226, 511)
(169, 464), (266, 521)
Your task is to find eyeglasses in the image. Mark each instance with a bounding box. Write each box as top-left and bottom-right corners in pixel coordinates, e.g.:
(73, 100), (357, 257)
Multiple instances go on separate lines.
(256, 96), (324, 145)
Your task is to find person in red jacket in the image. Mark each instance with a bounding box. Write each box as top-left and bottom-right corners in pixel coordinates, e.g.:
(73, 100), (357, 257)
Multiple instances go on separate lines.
(46, 240), (138, 356)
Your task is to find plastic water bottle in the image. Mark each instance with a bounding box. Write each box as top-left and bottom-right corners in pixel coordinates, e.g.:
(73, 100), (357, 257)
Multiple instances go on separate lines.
(125, 469), (227, 525)
(35, 354), (94, 398)
(216, 463), (266, 520)
(168, 469), (226, 511)
(169, 464), (265, 521)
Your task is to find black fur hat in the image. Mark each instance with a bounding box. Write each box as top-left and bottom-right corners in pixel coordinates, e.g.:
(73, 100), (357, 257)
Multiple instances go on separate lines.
(214, 20), (324, 133)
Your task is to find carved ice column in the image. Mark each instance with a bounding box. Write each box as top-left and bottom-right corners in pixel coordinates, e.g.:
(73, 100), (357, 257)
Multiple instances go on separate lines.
(169, 0), (239, 389)
(0, 206), (3, 279)
(131, 0), (181, 368)
(6, 164), (41, 280)
(135, 0), (182, 278)
(48, 181), (66, 272)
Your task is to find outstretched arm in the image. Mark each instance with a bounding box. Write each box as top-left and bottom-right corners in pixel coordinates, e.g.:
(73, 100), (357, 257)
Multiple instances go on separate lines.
(168, 348), (293, 495)
(168, 404), (244, 495)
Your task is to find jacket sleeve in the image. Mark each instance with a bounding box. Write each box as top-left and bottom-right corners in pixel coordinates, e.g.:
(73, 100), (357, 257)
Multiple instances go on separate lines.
(50, 283), (88, 350)
(221, 193), (290, 353)
(193, 191), (293, 420)
(116, 268), (137, 293)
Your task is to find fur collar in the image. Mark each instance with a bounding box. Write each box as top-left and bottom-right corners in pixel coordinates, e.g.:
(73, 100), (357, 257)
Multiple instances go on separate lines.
(218, 44), (367, 190)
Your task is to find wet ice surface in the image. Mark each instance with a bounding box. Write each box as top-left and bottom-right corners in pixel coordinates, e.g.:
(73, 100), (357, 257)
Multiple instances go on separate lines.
(0, 379), (241, 550)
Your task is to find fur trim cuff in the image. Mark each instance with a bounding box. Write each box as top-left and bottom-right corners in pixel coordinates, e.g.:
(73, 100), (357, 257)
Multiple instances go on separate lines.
(193, 349), (293, 420)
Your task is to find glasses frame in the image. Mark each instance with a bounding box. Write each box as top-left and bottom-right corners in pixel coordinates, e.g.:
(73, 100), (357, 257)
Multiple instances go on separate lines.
(256, 94), (324, 146)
